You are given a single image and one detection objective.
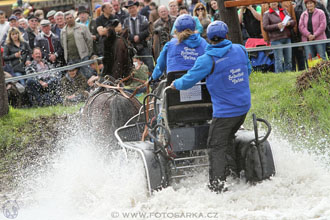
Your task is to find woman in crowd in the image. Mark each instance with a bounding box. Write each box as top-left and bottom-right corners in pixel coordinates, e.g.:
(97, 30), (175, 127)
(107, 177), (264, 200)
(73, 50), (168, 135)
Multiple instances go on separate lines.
(299, 0), (327, 61)
(209, 0), (219, 22)
(3, 27), (31, 85)
(152, 14), (208, 80)
(193, 3), (211, 39)
(262, 2), (296, 73)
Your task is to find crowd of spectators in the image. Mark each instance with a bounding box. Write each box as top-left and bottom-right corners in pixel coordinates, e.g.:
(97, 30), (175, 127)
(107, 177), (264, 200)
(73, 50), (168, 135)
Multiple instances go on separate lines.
(1, 0), (330, 107)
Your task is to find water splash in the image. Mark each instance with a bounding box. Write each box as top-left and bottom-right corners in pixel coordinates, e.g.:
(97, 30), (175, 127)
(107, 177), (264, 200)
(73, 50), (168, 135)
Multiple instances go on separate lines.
(9, 128), (330, 220)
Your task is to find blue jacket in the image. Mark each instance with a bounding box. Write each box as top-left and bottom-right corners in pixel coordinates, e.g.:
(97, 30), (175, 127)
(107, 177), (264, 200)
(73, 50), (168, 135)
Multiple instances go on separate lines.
(170, 16), (204, 36)
(152, 33), (207, 80)
(174, 39), (252, 118)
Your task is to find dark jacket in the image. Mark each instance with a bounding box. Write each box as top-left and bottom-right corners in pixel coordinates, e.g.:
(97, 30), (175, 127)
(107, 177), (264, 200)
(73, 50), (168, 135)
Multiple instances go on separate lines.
(26, 27), (39, 49)
(34, 32), (64, 66)
(123, 14), (150, 49)
(153, 15), (176, 32)
(262, 8), (296, 42)
(115, 9), (129, 25)
(3, 41), (31, 73)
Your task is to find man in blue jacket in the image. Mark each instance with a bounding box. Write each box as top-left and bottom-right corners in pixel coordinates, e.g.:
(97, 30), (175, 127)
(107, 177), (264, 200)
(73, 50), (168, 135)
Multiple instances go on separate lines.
(171, 21), (252, 193)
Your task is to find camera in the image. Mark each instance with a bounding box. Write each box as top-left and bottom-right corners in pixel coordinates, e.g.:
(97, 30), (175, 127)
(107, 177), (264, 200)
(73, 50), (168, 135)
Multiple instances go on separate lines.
(105, 19), (120, 28)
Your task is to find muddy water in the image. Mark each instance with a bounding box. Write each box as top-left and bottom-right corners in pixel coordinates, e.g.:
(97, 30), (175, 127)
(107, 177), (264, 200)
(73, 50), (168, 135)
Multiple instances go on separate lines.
(5, 131), (330, 220)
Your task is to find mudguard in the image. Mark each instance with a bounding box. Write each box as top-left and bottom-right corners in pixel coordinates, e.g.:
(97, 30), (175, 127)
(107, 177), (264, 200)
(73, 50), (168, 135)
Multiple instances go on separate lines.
(235, 130), (276, 182)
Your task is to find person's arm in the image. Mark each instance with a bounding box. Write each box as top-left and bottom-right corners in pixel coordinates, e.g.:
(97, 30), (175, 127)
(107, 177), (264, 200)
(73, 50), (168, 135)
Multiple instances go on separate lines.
(247, 5), (261, 21)
(238, 7), (244, 24)
(262, 12), (280, 32)
(313, 11), (327, 37)
(194, 16), (203, 34)
(152, 43), (169, 80)
(3, 45), (16, 61)
(83, 25), (93, 55)
(173, 55), (212, 90)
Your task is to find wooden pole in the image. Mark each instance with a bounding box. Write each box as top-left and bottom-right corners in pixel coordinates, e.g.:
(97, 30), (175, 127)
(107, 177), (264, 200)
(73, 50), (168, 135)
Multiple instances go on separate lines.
(224, 0), (287, 7)
(217, 0), (243, 45)
(0, 55), (9, 117)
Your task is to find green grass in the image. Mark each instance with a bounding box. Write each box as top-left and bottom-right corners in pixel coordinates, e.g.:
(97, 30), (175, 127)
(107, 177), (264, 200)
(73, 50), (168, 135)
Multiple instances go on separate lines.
(247, 71), (329, 138)
(0, 104), (82, 149)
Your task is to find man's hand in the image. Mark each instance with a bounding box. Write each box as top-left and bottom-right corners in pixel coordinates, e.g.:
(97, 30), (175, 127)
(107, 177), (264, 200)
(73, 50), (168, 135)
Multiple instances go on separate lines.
(25, 60), (31, 66)
(92, 35), (97, 40)
(134, 35), (140, 43)
(39, 80), (48, 88)
(49, 54), (56, 62)
(15, 51), (21, 58)
(97, 26), (108, 36)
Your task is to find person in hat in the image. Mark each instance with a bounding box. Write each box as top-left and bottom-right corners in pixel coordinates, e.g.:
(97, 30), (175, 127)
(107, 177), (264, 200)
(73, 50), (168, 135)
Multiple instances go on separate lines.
(13, 8), (23, 20)
(60, 61), (89, 105)
(61, 10), (93, 77)
(76, 6), (98, 56)
(170, 21), (252, 193)
(26, 15), (39, 49)
(299, 0), (327, 61)
(151, 14), (207, 80)
(123, 0), (154, 72)
(25, 47), (62, 106)
(34, 9), (44, 21)
(34, 19), (64, 66)
(46, 10), (57, 25)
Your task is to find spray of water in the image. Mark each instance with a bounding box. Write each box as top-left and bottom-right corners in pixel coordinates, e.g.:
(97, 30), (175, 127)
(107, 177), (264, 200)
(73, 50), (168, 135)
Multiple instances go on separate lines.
(7, 124), (330, 220)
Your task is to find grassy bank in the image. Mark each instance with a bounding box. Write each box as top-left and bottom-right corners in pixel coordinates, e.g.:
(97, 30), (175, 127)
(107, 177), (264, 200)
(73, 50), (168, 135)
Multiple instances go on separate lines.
(247, 71), (329, 138)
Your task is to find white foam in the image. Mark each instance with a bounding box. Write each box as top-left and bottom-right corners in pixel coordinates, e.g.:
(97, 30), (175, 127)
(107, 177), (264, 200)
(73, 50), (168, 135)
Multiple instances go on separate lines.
(10, 130), (330, 220)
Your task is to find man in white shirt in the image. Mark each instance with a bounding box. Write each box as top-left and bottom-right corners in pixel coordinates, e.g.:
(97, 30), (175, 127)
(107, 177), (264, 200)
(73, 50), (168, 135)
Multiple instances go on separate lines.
(0, 10), (9, 45)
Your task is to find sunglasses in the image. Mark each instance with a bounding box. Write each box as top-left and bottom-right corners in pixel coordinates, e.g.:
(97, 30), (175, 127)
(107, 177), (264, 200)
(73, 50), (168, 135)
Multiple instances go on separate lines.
(196, 8), (205, 11)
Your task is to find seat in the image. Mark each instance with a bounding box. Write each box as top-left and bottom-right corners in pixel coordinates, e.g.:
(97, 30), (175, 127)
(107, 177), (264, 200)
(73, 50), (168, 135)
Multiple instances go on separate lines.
(164, 71), (213, 126)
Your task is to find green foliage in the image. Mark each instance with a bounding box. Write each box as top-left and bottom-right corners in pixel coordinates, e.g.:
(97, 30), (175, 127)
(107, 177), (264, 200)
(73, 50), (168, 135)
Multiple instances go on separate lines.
(247, 71), (329, 137)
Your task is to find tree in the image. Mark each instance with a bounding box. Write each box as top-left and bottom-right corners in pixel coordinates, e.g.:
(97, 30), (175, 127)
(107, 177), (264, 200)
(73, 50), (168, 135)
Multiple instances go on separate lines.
(217, 0), (243, 45)
(0, 55), (9, 117)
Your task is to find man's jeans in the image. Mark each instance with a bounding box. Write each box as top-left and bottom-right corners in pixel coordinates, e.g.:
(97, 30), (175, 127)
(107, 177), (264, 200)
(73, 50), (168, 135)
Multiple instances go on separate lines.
(271, 38), (292, 73)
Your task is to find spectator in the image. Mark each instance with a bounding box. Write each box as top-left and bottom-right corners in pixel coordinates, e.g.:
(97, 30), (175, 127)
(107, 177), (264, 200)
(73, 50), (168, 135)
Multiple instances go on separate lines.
(168, 0), (179, 17)
(76, 6), (98, 55)
(34, 19), (64, 67)
(149, 2), (160, 23)
(238, 5), (262, 39)
(112, 0), (129, 25)
(3, 27), (31, 85)
(139, 0), (152, 20)
(193, 3), (211, 39)
(170, 6), (203, 36)
(299, 0), (327, 61)
(153, 5), (176, 31)
(52, 11), (65, 39)
(263, 2), (295, 73)
(209, 0), (219, 21)
(0, 10), (10, 45)
(60, 63), (89, 105)
(26, 15), (39, 49)
(96, 3), (117, 55)
(34, 9), (45, 21)
(46, 10), (57, 26)
(13, 8), (23, 20)
(123, 0), (154, 72)
(61, 10), (93, 78)
(89, 55), (104, 76)
(1, 15), (28, 46)
(18, 18), (28, 30)
(125, 57), (149, 94)
(25, 47), (62, 106)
